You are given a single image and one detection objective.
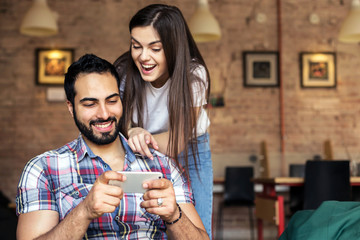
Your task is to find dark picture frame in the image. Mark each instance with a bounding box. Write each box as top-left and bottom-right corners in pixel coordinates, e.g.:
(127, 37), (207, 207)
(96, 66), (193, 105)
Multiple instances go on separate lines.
(35, 48), (74, 85)
(243, 51), (279, 87)
(300, 52), (336, 88)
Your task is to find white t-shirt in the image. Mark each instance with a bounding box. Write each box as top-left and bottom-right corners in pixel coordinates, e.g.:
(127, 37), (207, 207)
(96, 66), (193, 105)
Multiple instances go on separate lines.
(132, 65), (210, 136)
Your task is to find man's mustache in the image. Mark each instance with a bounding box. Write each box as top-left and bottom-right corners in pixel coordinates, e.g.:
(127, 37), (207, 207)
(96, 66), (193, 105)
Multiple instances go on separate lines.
(89, 116), (117, 125)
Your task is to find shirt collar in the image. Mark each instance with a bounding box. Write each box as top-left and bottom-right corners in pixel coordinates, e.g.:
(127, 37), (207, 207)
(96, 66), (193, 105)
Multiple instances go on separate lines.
(119, 133), (137, 164)
(74, 133), (137, 164)
(72, 134), (88, 163)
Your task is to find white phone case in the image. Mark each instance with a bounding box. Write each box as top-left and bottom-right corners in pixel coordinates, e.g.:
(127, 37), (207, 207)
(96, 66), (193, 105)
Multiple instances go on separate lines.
(108, 171), (163, 193)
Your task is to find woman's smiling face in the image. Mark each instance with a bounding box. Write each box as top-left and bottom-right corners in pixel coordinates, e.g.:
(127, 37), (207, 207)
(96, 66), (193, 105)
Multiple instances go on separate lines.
(130, 26), (169, 88)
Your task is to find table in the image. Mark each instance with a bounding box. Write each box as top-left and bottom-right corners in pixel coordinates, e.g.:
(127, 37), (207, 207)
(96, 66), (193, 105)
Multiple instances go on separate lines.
(253, 177), (360, 240)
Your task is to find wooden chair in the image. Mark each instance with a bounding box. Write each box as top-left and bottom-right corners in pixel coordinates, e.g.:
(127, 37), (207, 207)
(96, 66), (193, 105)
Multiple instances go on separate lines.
(259, 141), (270, 178)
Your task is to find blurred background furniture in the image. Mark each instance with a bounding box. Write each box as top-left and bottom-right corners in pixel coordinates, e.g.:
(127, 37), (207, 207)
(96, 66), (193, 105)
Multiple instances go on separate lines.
(303, 160), (351, 210)
(0, 191), (17, 240)
(259, 141), (270, 178)
(352, 162), (360, 202)
(216, 166), (255, 240)
(253, 174), (360, 240)
(288, 164), (305, 215)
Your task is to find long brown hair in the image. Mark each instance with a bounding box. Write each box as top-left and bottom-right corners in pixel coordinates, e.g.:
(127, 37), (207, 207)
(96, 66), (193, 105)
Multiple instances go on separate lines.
(114, 4), (210, 175)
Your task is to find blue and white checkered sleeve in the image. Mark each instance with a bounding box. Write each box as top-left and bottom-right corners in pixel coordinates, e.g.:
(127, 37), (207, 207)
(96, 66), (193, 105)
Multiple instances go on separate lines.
(16, 154), (58, 215)
(168, 157), (194, 204)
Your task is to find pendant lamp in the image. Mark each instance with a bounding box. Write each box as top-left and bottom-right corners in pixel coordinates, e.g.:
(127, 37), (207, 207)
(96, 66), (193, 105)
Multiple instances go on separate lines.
(338, 0), (360, 43)
(188, 0), (221, 43)
(20, 0), (58, 37)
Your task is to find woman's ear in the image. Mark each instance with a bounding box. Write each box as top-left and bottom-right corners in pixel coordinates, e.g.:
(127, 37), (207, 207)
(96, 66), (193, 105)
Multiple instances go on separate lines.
(67, 100), (74, 117)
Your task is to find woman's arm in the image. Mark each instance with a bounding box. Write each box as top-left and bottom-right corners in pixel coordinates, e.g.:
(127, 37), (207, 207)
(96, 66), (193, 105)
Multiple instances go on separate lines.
(127, 127), (170, 159)
(127, 106), (202, 159)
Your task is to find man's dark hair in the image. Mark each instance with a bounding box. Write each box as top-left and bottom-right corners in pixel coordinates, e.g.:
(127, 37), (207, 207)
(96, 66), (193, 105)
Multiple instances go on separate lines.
(64, 54), (120, 105)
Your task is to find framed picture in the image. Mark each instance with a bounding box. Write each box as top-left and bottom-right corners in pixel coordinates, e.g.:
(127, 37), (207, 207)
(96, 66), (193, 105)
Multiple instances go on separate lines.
(300, 52), (336, 88)
(35, 48), (74, 85)
(243, 51), (279, 87)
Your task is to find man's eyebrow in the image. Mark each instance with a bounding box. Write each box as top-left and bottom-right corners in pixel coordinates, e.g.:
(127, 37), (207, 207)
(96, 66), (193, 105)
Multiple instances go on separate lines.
(79, 97), (98, 103)
(131, 37), (161, 46)
(79, 93), (120, 103)
(105, 93), (120, 100)
(80, 93), (120, 103)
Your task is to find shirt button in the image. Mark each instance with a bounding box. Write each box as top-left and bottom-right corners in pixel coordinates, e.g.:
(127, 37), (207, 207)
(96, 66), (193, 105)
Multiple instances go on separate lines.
(115, 216), (119, 221)
(75, 191), (80, 196)
(104, 164), (108, 169)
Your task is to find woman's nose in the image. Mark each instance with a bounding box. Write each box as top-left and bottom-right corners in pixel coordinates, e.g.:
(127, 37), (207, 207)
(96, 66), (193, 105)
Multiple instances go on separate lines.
(139, 49), (150, 61)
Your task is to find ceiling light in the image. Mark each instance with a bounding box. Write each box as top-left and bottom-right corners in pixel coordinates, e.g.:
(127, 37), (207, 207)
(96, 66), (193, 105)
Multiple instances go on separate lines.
(20, 0), (58, 37)
(338, 0), (360, 43)
(188, 0), (221, 43)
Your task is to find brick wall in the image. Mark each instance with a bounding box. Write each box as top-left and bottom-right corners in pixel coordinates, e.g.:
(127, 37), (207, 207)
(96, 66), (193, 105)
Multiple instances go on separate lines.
(1, 0), (360, 201)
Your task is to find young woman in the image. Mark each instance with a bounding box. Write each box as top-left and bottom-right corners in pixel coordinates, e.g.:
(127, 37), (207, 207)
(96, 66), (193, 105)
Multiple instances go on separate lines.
(114, 4), (213, 238)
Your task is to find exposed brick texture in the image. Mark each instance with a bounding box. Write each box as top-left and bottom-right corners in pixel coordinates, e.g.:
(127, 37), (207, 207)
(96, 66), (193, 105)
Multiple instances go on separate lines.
(1, 0), (360, 206)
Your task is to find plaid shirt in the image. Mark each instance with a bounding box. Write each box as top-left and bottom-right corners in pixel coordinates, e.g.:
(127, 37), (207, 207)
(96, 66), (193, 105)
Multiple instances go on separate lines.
(16, 133), (193, 239)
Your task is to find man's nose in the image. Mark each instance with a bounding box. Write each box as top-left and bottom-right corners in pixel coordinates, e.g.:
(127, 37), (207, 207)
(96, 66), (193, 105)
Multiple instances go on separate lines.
(97, 104), (110, 120)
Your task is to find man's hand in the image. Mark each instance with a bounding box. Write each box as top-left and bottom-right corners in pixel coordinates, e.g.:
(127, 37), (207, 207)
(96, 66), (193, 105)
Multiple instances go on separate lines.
(128, 127), (159, 160)
(82, 171), (126, 219)
(140, 178), (179, 223)
(17, 171), (127, 240)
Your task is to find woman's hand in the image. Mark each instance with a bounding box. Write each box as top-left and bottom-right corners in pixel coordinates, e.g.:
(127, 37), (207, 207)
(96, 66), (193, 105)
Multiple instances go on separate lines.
(128, 127), (159, 160)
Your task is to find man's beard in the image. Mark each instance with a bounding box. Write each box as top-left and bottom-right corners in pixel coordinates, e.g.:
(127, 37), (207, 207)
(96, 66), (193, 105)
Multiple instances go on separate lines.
(73, 109), (120, 145)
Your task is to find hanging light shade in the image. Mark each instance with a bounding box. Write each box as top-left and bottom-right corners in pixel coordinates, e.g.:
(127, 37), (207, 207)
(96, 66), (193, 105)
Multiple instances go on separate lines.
(20, 0), (58, 37)
(338, 0), (360, 43)
(188, 0), (221, 43)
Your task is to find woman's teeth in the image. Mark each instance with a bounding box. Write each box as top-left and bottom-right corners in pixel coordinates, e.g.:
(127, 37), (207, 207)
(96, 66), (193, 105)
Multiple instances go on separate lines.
(142, 64), (156, 71)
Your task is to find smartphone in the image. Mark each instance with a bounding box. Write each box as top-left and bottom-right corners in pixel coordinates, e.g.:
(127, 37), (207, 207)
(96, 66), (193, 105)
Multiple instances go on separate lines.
(108, 171), (163, 193)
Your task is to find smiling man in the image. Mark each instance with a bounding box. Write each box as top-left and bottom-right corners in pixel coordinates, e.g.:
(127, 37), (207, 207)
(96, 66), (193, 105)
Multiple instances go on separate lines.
(15, 54), (208, 240)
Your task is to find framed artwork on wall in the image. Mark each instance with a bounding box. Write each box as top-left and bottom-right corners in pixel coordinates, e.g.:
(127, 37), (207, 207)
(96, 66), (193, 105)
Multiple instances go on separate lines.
(243, 51), (279, 87)
(300, 52), (336, 88)
(35, 48), (74, 85)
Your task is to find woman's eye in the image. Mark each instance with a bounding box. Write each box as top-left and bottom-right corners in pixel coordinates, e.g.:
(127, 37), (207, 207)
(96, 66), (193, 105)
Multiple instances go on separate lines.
(132, 44), (141, 49)
(153, 48), (161, 52)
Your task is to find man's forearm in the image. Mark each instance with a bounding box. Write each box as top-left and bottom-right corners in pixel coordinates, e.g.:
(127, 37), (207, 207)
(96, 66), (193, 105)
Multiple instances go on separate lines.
(166, 211), (209, 240)
(35, 202), (91, 240)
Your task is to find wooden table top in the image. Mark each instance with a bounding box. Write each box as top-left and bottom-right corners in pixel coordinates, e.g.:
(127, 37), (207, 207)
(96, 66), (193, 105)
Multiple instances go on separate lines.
(214, 176), (360, 185)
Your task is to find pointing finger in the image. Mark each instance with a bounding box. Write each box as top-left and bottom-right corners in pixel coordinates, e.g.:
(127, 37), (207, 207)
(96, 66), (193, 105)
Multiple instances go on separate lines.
(98, 171), (126, 184)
